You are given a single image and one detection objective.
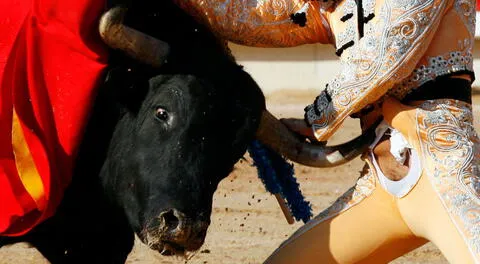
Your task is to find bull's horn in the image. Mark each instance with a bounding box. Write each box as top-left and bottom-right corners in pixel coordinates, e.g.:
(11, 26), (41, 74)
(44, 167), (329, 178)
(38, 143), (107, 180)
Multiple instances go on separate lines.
(256, 110), (376, 167)
(99, 7), (170, 67)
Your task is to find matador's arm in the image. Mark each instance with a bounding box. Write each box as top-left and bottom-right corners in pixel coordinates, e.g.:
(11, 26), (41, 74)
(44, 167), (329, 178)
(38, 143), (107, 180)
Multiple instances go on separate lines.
(175, 0), (454, 142)
(173, 0), (333, 47)
(305, 0), (452, 141)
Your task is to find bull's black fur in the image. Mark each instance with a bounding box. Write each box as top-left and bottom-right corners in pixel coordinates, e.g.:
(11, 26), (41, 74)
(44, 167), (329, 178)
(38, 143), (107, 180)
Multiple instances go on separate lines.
(0, 1), (265, 263)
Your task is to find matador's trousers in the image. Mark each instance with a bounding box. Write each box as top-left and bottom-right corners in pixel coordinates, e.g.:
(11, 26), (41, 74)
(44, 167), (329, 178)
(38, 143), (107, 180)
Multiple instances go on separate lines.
(266, 98), (480, 264)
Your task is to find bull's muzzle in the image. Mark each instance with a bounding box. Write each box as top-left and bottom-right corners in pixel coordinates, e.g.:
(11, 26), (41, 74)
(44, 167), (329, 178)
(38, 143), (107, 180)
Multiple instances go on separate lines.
(143, 209), (209, 256)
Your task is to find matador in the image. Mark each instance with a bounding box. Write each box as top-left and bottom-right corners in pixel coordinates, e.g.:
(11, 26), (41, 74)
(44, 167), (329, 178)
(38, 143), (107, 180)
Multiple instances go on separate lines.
(174, 0), (480, 262)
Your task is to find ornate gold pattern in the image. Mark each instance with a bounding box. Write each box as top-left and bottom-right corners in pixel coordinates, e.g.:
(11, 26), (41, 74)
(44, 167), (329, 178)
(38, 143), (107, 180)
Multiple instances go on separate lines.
(416, 99), (480, 258)
(389, 0), (476, 99)
(173, 0), (333, 47)
(306, 0), (451, 140)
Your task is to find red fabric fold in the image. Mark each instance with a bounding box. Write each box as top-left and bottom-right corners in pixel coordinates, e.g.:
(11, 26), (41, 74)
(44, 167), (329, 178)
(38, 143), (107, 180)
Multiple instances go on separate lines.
(0, 0), (108, 236)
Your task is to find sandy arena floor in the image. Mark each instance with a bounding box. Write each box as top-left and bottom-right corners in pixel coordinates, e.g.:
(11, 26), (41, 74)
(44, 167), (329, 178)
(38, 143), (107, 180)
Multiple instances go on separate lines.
(3, 90), (478, 264)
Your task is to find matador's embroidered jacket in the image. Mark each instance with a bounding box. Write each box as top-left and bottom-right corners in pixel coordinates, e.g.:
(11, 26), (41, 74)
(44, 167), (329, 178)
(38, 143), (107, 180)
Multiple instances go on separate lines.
(175, 0), (475, 141)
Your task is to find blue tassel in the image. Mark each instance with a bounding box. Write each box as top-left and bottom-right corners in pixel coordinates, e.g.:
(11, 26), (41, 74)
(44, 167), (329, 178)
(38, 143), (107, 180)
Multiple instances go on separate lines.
(248, 140), (312, 223)
(248, 141), (282, 194)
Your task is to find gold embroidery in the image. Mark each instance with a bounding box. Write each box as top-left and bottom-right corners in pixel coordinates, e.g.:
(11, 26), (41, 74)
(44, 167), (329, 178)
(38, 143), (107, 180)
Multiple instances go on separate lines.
(307, 0), (451, 141)
(416, 99), (480, 258)
(173, 0), (332, 47)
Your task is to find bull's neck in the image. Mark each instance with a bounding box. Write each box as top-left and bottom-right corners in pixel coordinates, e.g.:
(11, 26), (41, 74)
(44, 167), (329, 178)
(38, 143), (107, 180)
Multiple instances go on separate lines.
(74, 86), (125, 183)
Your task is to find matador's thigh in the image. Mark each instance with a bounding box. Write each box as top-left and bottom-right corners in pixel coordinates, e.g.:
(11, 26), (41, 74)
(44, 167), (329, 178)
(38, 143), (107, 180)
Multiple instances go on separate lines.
(265, 99), (480, 264)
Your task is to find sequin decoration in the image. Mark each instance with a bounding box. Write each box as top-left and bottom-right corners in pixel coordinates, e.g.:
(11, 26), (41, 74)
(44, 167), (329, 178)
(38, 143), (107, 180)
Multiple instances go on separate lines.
(307, 0), (451, 141)
(416, 99), (480, 258)
(390, 48), (474, 99)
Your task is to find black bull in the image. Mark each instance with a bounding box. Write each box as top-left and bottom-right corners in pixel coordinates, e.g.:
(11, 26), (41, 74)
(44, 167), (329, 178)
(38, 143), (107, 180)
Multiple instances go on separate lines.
(0, 1), (372, 262)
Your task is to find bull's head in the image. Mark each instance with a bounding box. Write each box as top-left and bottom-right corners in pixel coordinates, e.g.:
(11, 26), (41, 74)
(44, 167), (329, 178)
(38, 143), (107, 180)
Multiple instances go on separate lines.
(99, 6), (373, 256)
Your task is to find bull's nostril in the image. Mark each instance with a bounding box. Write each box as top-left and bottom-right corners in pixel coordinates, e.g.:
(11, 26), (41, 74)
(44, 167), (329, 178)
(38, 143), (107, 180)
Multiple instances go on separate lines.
(148, 210), (210, 253)
(161, 210), (180, 231)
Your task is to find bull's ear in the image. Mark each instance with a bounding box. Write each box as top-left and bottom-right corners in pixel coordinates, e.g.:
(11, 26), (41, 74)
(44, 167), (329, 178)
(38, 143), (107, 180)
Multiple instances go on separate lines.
(104, 65), (149, 113)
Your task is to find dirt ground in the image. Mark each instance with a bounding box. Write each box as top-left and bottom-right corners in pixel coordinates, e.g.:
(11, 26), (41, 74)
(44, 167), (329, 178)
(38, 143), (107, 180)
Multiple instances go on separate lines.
(2, 90), (478, 264)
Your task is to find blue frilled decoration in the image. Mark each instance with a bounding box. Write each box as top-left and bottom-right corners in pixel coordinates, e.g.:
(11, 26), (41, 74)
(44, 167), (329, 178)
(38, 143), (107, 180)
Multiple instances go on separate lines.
(248, 140), (312, 223)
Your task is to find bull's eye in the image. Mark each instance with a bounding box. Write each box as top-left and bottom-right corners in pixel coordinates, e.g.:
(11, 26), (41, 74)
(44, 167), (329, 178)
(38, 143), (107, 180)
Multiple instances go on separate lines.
(155, 107), (169, 121)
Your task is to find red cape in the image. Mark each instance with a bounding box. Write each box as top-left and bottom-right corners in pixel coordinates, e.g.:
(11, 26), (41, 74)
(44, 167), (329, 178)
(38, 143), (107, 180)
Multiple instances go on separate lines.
(0, 0), (108, 236)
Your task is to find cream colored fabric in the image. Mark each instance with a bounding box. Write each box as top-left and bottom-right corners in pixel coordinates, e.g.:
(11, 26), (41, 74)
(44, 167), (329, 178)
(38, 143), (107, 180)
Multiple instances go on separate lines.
(265, 98), (480, 263)
(384, 97), (480, 262)
(265, 163), (476, 264)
